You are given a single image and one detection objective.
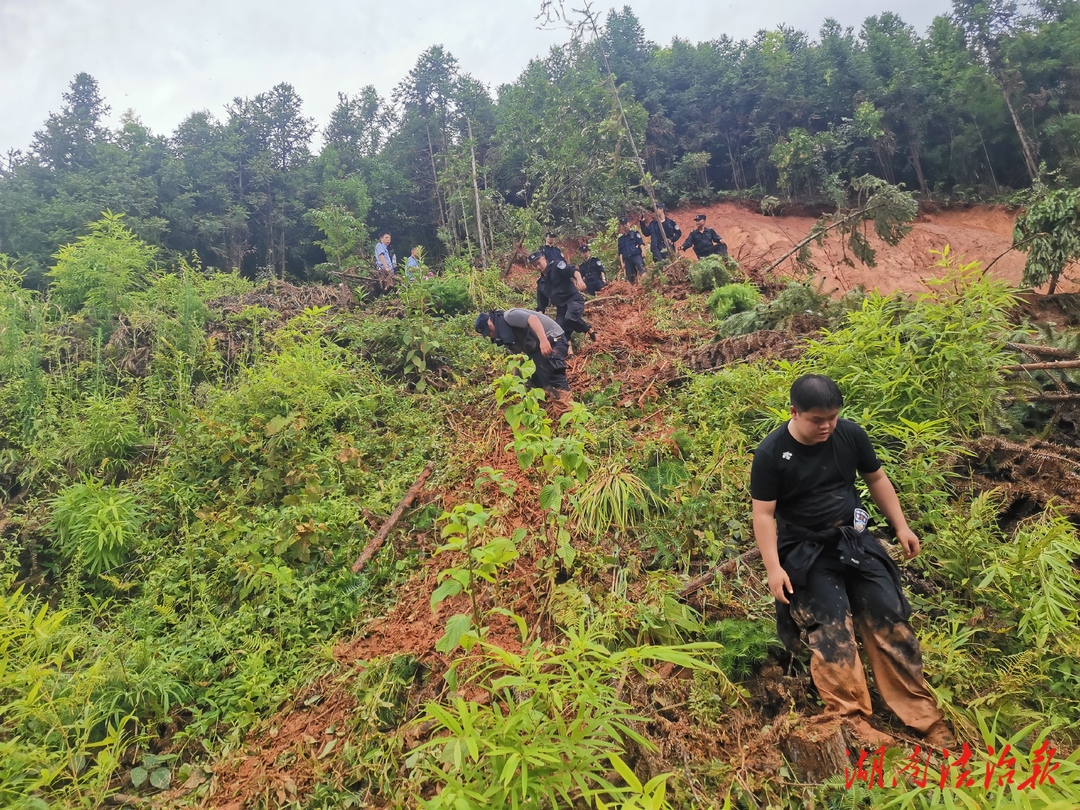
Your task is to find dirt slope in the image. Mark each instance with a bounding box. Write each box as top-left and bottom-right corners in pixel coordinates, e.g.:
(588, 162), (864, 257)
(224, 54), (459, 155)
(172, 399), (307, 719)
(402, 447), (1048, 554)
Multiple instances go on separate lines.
(666, 200), (1078, 295)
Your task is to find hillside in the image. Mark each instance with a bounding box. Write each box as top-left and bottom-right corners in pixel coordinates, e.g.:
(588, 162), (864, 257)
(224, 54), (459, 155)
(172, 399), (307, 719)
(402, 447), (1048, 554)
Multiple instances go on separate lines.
(3, 204), (1080, 810)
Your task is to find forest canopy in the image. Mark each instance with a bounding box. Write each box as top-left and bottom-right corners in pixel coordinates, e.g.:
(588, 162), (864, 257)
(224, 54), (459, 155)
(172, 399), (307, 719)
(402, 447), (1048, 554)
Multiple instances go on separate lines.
(1, 0), (1078, 281)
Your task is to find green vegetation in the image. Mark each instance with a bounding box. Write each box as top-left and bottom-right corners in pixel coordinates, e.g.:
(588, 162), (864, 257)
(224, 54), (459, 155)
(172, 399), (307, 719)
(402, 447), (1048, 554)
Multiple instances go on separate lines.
(2, 3), (1080, 808)
(3, 2), (1080, 277)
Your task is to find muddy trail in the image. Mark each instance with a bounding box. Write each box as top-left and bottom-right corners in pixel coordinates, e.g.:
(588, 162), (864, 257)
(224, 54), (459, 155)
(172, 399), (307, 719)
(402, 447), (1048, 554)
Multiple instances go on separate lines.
(181, 208), (1080, 809)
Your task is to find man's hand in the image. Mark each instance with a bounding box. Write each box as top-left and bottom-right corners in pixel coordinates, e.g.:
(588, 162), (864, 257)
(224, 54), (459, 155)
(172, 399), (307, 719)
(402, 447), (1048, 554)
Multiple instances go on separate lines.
(766, 565), (794, 604)
(896, 526), (920, 559)
(539, 337), (553, 356)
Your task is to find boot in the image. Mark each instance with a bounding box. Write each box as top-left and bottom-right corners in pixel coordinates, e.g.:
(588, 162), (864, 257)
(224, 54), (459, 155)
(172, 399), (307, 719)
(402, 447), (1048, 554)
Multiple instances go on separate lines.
(547, 388), (574, 417)
(923, 720), (957, 751)
(843, 716), (896, 750)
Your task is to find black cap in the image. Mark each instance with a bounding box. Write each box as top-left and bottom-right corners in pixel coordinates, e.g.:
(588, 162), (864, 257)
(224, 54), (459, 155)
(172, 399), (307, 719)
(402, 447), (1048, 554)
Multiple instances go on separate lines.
(618, 216), (629, 224)
(657, 203), (666, 210)
(579, 244), (590, 253)
(527, 250), (544, 264)
(474, 313), (490, 336)
(694, 214), (706, 222)
(544, 231), (557, 238)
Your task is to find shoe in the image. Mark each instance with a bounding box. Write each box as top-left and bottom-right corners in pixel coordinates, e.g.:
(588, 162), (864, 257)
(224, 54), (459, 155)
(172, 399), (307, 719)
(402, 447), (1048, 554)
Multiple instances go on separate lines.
(843, 716), (896, 749)
(923, 720), (957, 750)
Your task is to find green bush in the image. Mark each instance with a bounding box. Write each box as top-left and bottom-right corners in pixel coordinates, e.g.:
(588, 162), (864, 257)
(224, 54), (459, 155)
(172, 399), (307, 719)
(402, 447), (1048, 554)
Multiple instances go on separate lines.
(50, 478), (145, 580)
(707, 283), (760, 320)
(689, 254), (738, 292)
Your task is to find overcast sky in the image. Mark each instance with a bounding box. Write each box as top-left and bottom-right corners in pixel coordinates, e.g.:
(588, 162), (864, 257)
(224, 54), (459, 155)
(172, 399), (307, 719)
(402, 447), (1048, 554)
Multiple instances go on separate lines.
(1, 0), (955, 156)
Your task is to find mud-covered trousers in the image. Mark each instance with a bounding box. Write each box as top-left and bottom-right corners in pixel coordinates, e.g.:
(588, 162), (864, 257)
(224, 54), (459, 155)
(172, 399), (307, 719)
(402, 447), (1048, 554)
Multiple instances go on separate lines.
(785, 551), (943, 733)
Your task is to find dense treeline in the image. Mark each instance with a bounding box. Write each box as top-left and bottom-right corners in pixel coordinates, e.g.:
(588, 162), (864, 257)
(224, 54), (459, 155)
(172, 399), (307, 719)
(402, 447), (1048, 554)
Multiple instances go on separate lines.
(1, 0), (1078, 280)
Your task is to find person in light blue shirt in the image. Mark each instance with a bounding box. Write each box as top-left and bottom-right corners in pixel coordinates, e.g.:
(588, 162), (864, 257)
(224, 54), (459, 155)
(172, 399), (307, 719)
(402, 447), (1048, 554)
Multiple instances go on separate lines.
(405, 246), (421, 280)
(375, 232), (395, 275)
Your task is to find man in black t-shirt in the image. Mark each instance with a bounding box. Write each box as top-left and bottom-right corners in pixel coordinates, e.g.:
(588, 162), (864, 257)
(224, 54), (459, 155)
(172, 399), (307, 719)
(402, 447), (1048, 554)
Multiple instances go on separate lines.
(750, 374), (954, 750)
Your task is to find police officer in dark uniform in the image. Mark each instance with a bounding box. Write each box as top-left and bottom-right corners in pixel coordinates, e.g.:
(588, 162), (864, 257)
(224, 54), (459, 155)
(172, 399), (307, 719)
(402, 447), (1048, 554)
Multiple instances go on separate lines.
(639, 204), (682, 263)
(527, 250), (595, 342)
(617, 217), (646, 283)
(680, 214), (728, 259)
(541, 232), (567, 267)
(474, 308), (574, 415)
(578, 245), (607, 295)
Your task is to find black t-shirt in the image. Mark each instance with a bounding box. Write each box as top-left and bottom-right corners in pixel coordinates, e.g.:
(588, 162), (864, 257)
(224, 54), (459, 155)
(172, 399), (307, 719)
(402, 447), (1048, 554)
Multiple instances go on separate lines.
(750, 419), (881, 539)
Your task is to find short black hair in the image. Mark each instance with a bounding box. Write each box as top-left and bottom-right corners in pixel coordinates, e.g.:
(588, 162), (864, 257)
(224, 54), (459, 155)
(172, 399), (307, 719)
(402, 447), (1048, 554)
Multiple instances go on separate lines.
(790, 374), (844, 412)
(378, 231), (391, 239)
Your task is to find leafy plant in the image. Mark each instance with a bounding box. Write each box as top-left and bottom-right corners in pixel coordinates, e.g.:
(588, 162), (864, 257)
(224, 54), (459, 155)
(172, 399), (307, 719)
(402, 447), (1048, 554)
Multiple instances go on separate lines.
(50, 477), (144, 580)
(574, 461), (661, 538)
(49, 211), (156, 323)
(1014, 185), (1080, 293)
(409, 622), (722, 809)
(689, 254), (737, 292)
(707, 282), (760, 320)
(430, 501), (525, 652)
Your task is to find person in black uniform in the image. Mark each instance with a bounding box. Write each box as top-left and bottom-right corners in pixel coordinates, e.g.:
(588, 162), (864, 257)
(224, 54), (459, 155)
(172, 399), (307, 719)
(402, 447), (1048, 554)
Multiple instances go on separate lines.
(639, 204), (682, 263)
(617, 217), (646, 283)
(540, 232), (567, 267)
(680, 214), (728, 259)
(527, 250), (595, 342)
(474, 308), (573, 415)
(578, 245), (607, 295)
(750, 374), (956, 750)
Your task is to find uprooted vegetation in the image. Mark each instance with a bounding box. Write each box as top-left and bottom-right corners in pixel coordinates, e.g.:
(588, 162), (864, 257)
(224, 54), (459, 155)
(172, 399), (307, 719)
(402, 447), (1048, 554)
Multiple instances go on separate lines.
(4, 224), (1080, 809)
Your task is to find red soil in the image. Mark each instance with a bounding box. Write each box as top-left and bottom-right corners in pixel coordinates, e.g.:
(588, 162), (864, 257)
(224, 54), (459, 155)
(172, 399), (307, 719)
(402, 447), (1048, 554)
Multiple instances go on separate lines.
(669, 200), (1079, 295)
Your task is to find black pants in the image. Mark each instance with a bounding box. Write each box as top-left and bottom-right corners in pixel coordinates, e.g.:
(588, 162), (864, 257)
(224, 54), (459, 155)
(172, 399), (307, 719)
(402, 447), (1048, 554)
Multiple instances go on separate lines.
(555, 295), (592, 338)
(526, 335), (570, 392)
(650, 243), (668, 262)
(622, 255), (645, 283)
(783, 551), (942, 732)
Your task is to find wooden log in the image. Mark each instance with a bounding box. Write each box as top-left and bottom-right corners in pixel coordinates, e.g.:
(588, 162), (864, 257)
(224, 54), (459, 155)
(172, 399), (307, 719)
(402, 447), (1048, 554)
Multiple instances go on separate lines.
(679, 548), (761, 597)
(350, 462), (436, 574)
(1004, 359), (1080, 372)
(1006, 342), (1078, 359)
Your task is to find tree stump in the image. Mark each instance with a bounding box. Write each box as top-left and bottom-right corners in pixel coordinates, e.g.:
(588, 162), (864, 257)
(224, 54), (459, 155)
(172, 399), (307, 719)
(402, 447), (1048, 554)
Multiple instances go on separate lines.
(779, 714), (850, 783)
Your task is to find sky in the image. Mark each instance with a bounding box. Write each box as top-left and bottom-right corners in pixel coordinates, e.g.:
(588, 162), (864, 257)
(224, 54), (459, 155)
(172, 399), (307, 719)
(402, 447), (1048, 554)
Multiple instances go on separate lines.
(1, 0), (955, 156)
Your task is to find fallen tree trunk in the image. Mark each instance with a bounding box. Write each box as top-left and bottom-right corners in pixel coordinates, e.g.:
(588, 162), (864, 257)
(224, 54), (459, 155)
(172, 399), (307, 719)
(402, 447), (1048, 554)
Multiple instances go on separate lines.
(1006, 342), (1078, 359)
(679, 548), (761, 597)
(351, 462), (436, 574)
(1004, 359), (1080, 372)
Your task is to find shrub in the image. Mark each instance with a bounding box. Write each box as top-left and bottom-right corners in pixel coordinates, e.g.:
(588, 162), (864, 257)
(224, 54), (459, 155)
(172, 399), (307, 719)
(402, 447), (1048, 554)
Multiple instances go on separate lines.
(707, 283), (760, 320)
(50, 478), (144, 580)
(689, 254), (738, 292)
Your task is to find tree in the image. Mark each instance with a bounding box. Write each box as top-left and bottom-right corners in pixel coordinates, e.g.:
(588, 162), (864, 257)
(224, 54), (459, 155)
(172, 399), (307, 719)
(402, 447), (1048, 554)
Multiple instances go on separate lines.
(31, 73), (110, 170)
(1014, 185), (1080, 293)
(952, 0), (1041, 182)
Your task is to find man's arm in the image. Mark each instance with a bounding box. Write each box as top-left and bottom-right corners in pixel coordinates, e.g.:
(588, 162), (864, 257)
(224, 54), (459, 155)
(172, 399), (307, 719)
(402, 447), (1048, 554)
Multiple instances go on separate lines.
(572, 269), (586, 292)
(752, 498), (793, 604)
(526, 314), (553, 356)
(863, 468), (920, 558)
